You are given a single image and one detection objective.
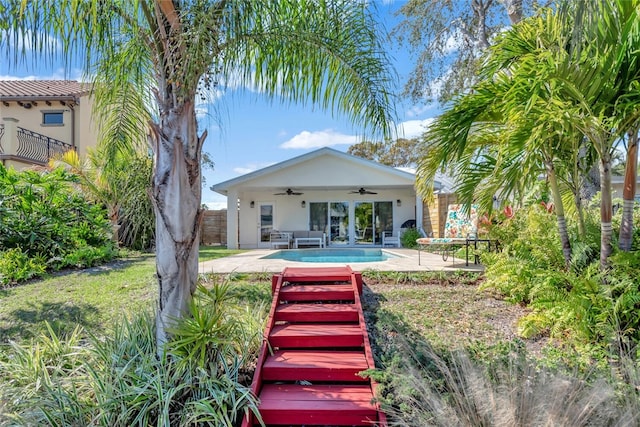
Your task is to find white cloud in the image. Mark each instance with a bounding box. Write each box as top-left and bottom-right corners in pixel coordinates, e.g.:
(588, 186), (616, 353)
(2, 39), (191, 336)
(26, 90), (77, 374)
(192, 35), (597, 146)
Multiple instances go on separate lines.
(0, 67), (84, 81)
(442, 28), (464, 55)
(280, 129), (357, 149)
(233, 161), (274, 175)
(406, 103), (439, 118)
(204, 200), (228, 210)
(1, 29), (61, 52)
(396, 118), (434, 139)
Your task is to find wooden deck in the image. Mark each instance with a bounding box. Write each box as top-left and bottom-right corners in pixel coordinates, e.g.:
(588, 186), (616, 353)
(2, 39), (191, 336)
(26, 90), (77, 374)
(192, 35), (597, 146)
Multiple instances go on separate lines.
(242, 266), (387, 427)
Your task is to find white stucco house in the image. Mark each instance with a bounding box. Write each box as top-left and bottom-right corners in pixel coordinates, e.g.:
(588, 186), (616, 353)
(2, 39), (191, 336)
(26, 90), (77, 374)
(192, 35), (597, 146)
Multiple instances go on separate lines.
(211, 147), (442, 249)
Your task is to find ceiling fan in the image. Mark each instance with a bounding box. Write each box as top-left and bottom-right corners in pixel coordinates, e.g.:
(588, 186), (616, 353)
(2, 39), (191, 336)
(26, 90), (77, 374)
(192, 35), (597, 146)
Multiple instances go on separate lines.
(274, 188), (304, 195)
(350, 187), (377, 195)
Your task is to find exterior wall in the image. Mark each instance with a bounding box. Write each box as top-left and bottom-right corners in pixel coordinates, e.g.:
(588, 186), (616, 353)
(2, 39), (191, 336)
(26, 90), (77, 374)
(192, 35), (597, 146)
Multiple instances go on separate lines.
(75, 96), (98, 158)
(612, 179), (640, 201)
(235, 188), (417, 249)
(0, 94), (98, 170)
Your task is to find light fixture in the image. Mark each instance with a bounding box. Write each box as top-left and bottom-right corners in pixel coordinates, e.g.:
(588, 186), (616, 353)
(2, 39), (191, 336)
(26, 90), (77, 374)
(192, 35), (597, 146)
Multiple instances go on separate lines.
(250, 201), (255, 208)
(301, 200), (306, 208)
(396, 199), (401, 207)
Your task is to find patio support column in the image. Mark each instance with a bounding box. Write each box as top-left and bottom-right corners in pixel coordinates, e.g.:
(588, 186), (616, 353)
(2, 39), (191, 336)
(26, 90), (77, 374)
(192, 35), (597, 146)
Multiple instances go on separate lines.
(226, 190), (239, 249)
(415, 193), (424, 234)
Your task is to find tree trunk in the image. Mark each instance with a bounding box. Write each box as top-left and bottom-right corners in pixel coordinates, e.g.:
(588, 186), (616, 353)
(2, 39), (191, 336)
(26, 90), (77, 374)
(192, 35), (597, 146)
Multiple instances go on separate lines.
(618, 129), (638, 251)
(547, 160), (572, 268)
(151, 99), (205, 351)
(503, 0), (523, 24)
(573, 190), (586, 237)
(600, 154), (613, 269)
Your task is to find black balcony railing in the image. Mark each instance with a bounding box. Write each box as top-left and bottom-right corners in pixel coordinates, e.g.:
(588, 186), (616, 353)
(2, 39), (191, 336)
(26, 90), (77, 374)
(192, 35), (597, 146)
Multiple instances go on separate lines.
(0, 124), (4, 154)
(16, 127), (74, 164)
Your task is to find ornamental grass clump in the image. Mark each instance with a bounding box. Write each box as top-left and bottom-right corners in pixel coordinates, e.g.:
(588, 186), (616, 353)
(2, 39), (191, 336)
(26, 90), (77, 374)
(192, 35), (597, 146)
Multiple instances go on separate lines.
(378, 337), (638, 427)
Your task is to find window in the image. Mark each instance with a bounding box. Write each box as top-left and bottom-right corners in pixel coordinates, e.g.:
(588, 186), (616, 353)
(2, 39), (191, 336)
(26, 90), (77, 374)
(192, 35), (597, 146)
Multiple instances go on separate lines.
(42, 111), (64, 125)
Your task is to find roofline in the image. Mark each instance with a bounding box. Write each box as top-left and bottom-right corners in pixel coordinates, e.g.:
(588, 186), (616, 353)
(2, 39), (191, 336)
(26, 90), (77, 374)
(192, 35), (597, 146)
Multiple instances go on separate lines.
(0, 94), (87, 102)
(211, 146), (441, 195)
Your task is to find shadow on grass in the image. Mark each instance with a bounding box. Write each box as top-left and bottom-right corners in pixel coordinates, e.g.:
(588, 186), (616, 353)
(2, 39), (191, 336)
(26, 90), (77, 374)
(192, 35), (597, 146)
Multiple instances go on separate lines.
(71, 254), (156, 277)
(1, 301), (100, 342)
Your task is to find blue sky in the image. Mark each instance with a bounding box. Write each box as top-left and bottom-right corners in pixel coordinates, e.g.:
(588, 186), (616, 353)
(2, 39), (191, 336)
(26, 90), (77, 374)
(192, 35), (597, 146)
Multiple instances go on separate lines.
(0, 1), (440, 209)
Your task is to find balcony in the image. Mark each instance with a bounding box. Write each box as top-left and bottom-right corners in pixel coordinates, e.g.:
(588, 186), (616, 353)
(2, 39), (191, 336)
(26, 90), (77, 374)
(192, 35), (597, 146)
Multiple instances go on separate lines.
(0, 122), (74, 166)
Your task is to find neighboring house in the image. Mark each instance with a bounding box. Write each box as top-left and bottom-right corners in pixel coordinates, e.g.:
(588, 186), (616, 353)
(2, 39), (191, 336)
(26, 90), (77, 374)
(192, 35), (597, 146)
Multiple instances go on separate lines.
(211, 147), (443, 249)
(0, 80), (97, 170)
(611, 175), (640, 203)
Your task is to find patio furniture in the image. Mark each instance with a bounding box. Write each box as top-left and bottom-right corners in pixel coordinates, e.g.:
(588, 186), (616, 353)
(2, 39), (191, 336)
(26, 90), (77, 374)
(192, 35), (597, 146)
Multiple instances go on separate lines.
(270, 231), (292, 249)
(382, 230), (401, 247)
(416, 204), (480, 266)
(292, 230), (326, 248)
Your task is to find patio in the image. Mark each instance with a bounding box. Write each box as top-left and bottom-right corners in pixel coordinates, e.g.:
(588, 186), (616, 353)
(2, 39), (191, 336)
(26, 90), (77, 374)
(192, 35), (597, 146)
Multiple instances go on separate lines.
(198, 248), (485, 274)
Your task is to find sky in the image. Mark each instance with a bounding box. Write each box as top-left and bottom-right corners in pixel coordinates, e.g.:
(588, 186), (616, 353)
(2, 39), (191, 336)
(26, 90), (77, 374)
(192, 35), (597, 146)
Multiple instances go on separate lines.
(0, 1), (440, 209)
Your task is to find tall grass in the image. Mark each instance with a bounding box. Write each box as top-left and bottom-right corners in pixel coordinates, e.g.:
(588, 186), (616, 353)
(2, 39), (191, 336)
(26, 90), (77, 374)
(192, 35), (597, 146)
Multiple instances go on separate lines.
(378, 337), (640, 426)
(0, 283), (266, 426)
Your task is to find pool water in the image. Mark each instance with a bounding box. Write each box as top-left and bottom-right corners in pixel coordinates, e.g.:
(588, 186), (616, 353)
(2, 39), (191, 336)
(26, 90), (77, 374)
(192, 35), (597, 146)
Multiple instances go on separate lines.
(261, 248), (398, 263)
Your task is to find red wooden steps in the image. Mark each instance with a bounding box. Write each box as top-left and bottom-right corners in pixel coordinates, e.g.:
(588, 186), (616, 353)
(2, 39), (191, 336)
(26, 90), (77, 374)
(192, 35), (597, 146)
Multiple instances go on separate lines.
(279, 284), (355, 302)
(262, 350), (369, 382)
(275, 303), (359, 323)
(269, 323), (364, 348)
(242, 266), (386, 427)
(258, 384), (378, 425)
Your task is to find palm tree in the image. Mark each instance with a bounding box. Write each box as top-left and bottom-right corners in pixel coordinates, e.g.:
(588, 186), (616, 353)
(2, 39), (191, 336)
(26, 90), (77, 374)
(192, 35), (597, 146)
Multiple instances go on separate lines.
(555, 0), (640, 267)
(416, 10), (582, 267)
(619, 128), (638, 251)
(418, 1), (640, 269)
(2, 0), (397, 348)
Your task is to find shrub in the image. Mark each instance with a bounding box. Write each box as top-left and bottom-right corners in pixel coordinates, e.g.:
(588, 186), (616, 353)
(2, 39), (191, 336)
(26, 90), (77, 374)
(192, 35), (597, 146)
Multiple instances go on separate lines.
(0, 165), (115, 283)
(482, 203), (640, 363)
(0, 248), (47, 286)
(400, 227), (421, 248)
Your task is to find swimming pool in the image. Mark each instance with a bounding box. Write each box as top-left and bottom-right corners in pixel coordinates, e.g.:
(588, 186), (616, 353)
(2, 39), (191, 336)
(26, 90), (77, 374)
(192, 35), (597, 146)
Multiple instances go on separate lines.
(261, 248), (399, 263)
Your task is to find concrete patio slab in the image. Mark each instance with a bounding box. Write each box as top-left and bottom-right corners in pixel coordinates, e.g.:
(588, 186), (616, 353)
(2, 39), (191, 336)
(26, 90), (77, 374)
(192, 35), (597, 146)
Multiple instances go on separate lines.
(198, 248), (484, 274)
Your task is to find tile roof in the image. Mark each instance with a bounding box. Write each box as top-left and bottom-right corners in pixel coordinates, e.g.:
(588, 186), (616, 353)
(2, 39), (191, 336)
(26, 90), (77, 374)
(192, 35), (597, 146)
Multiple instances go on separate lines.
(0, 80), (91, 100)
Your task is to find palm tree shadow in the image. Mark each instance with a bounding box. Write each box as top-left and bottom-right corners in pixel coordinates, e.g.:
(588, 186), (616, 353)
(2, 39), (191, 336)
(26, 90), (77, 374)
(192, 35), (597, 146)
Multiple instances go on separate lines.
(66, 254), (156, 277)
(1, 301), (100, 342)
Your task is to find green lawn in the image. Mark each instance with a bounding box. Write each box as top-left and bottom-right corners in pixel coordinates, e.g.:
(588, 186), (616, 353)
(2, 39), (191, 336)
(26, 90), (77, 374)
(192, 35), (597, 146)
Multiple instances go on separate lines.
(0, 249), (524, 356)
(0, 247), (250, 343)
(0, 254), (158, 342)
(199, 245), (245, 262)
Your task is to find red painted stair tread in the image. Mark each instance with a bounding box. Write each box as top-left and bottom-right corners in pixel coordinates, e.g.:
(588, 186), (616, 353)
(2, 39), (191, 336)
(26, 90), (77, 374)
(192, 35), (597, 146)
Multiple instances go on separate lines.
(262, 350), (369, 382)
(275, 303), (358, 322)
(258, 384), (377, 425)
(279, 284), (354, 301)
(269, 323), (364, 348)
(282, 267), (353, 282)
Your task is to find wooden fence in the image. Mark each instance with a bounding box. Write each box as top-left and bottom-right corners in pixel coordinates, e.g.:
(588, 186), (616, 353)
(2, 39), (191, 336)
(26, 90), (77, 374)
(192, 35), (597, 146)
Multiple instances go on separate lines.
(200, 209), (227, 246)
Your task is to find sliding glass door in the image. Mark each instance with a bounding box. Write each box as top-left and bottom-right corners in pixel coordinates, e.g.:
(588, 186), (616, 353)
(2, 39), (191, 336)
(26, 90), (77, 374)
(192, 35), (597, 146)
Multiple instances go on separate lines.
(355, 201), (393, 245)
(310, 200), (393, 246)
(329, 202), (349, 245)
(354, 202), (373, 245)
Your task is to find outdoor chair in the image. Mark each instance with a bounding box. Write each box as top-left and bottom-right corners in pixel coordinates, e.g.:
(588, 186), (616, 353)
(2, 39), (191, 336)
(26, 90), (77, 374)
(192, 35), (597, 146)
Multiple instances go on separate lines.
(382, 230), (401, 247)
(416, 204), (480, 265)
(270, 231), (291, 249)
